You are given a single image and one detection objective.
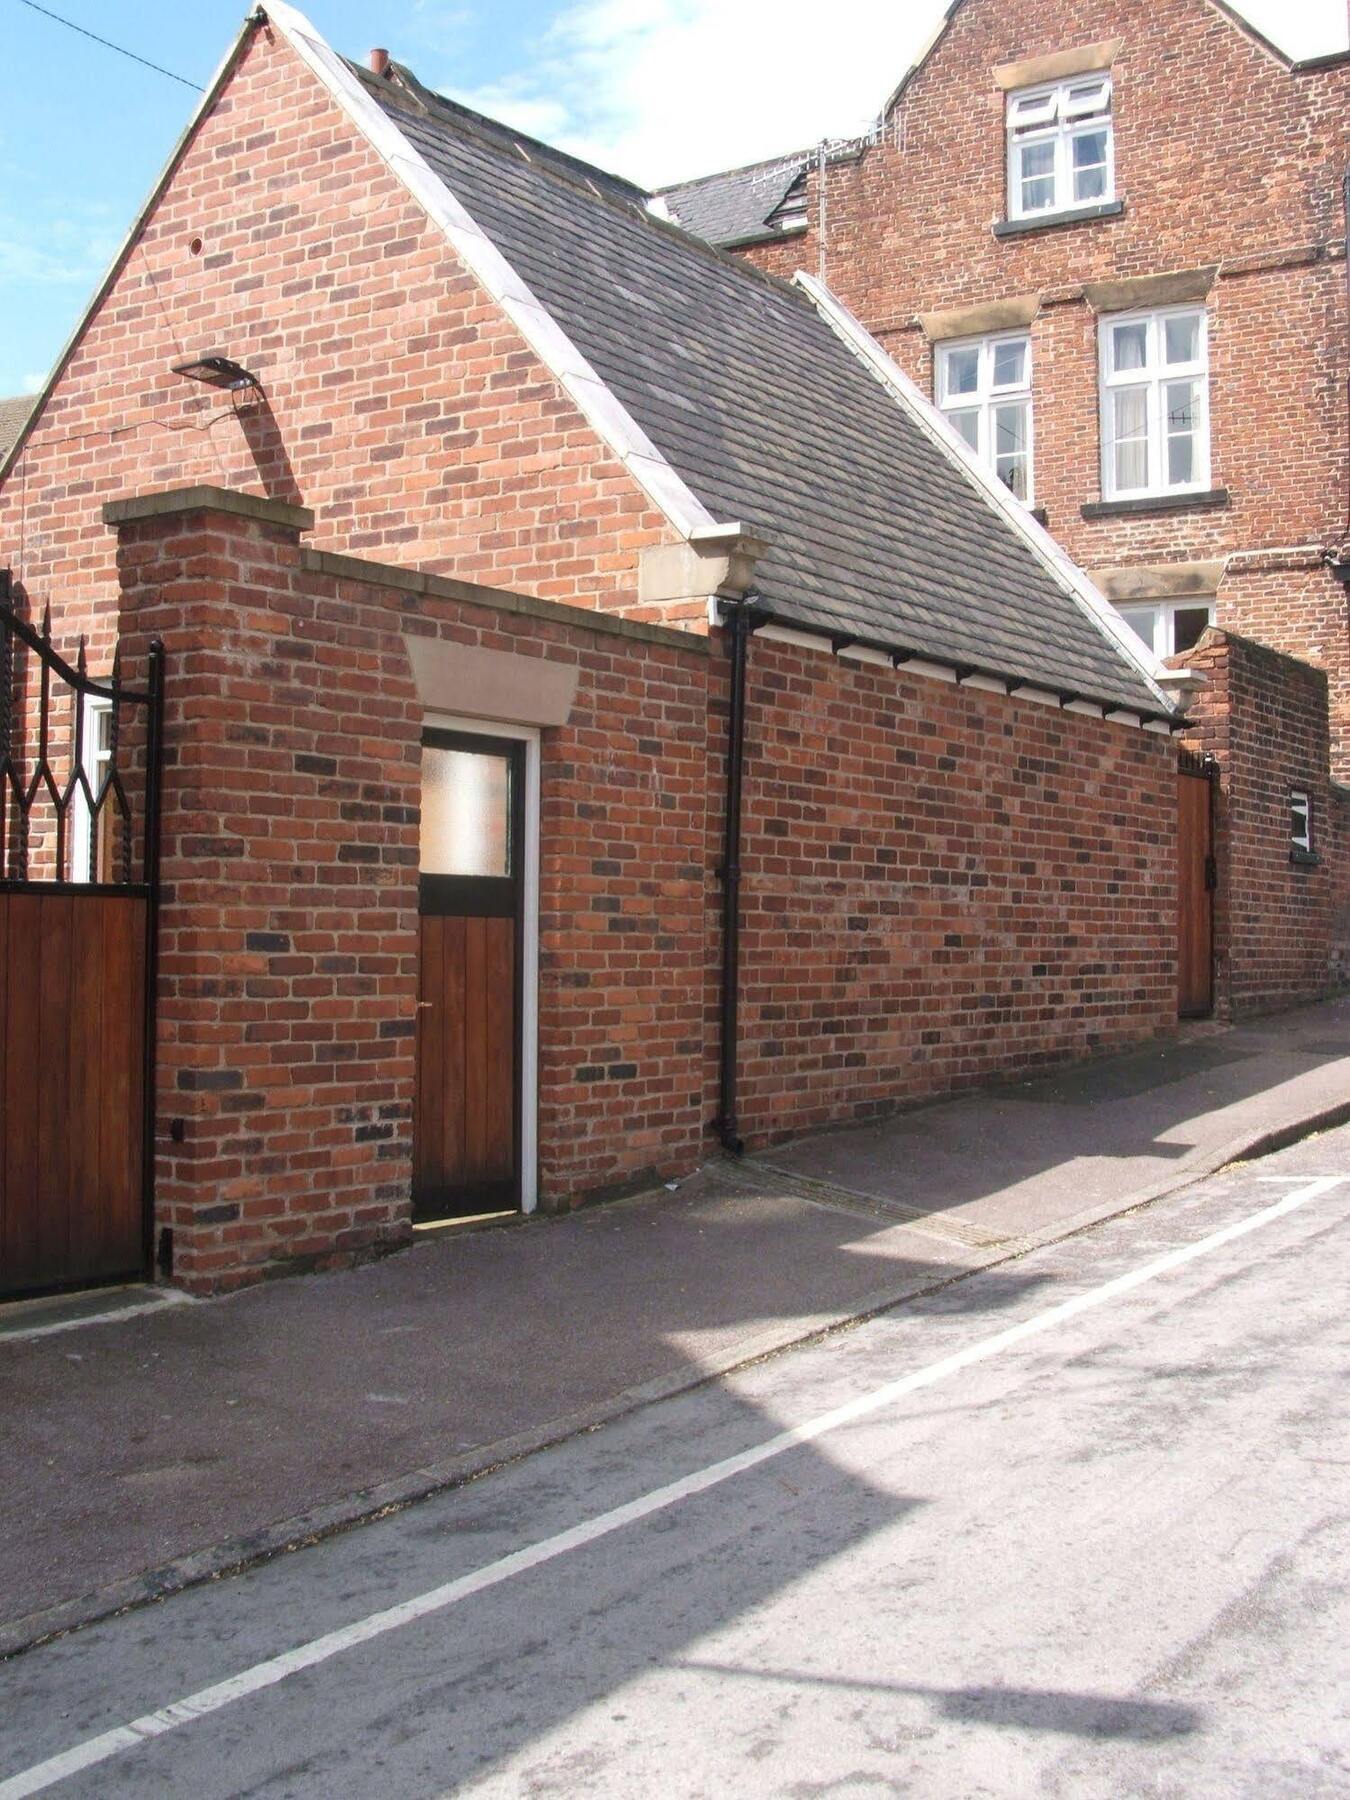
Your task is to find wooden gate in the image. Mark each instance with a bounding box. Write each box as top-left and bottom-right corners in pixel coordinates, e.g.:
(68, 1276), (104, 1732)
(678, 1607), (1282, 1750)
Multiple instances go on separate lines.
(0, 575), (165, 1298)
(1177, 749), (1217, 1019)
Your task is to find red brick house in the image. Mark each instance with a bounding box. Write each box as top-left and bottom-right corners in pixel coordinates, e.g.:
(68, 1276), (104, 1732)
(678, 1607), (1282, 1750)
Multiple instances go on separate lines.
(0, 3), (1337, 1296)
(664, 0), (1350, 770)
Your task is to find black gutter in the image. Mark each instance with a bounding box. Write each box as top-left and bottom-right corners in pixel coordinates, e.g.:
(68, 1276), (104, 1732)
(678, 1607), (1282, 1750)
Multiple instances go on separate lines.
(716, 595), (761, 1155)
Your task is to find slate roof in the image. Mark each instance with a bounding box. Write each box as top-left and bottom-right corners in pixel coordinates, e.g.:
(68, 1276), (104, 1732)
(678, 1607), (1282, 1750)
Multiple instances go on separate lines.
(659, 153), (809, 247)
(0, 395), (32, 462)
(362, 79), (1166, 717)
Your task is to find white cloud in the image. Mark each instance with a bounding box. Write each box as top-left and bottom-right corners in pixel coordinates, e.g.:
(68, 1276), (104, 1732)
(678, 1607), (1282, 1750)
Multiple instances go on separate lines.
(449, 0), (944, 186)
(444, 0), (1348, 188)
(21, 372), (45, 394)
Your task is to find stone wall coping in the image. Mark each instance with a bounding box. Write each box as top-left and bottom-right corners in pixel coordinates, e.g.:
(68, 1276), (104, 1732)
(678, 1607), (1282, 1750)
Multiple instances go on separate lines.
(301, 547), (710, 656)
(102, 485), (316, 532)
(1176, 625), (1332, 687)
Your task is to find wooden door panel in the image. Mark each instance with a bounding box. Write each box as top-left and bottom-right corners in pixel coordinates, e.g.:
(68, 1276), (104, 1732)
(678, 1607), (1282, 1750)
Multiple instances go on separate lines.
(1177, 771), (1214, 1018)
(414, 732), (522, 1221)
(483, 918), (515, 1177)
(463, 915), (489, 1181)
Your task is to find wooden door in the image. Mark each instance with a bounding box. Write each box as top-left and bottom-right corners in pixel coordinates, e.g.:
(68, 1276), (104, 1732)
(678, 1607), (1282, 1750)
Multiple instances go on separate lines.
(1177, 761), (1215, 1019)
(414, 731), (523, 1220)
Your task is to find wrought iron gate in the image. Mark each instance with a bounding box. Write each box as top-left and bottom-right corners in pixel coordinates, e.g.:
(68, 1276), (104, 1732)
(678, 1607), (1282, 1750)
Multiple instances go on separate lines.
(0, 571), (165, 1297)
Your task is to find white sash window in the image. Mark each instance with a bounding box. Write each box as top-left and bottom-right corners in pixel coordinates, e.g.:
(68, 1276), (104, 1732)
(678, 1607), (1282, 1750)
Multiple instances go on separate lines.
(1007, 74), (1113, 219)
(1099, 307), (1209, 499)
(937, 332), (1034, 504)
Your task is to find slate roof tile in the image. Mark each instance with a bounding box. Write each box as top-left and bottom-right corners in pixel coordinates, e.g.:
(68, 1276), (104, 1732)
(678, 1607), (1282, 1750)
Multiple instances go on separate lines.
(0, 395), (33, 463)
(659, 153), (809, 246)
(369, 85), (1165, 717)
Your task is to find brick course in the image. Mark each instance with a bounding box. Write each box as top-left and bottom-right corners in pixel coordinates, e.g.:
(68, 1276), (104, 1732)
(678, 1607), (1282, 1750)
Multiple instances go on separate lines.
(731, 636), (1176, 1142)
(111, 499), (710, 1291)
(734, 0), (1350, 770)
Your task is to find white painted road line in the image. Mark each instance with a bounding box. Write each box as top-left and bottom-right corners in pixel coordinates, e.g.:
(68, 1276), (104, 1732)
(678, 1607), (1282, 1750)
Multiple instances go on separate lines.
(1, 1174), (1342, 1799)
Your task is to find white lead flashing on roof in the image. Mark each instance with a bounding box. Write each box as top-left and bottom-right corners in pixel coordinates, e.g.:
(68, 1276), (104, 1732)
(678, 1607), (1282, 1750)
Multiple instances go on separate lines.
(753, 622), (1175, 731)
(792, 272), (1180, 723)
(264, 1), (731, 546)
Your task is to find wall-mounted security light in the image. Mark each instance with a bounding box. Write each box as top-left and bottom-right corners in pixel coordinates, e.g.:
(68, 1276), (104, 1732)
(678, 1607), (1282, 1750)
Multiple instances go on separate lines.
(171, 354), (259, 392)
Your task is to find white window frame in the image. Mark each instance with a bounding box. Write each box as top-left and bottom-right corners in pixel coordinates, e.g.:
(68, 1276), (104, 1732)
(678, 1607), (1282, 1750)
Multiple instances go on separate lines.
(70, 693), (113, 884)
(1006, 73), (1114, 221)
(1115, 598), (1216, 661)
(424, 711), (540, 1215)
(1098, 306), (1210, 501)
(935, 331), (1035, 505)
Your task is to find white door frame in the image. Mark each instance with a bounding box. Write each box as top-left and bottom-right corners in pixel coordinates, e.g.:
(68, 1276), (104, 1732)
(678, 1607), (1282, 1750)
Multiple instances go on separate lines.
(423, 711), (540, 1214)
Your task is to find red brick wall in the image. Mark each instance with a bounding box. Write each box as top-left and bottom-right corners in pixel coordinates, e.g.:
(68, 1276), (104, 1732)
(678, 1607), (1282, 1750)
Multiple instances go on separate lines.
(105, 495), (1186, 1289)
(729, 635), (1178, 1142)
(111, 496), (710, 1292)
(735, 0), (1350, 769)
(0, 17), (679, 684)
(1178, 628), (1344, 1015)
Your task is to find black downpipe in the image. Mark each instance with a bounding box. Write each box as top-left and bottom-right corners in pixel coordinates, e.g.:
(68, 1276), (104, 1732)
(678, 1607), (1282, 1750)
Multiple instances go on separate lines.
(717, 598), (754, 1155)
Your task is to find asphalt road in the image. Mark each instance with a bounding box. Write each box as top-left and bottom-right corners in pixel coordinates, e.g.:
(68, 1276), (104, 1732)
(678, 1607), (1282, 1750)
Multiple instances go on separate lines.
(3, 1126), (1348, 1797)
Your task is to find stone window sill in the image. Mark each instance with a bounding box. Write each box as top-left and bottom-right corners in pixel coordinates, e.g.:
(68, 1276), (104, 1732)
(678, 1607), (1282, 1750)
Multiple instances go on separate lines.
(1081, 488), (1229, 521)
(993, 199), (1124, 238)
(1290, 849), (1321, 869)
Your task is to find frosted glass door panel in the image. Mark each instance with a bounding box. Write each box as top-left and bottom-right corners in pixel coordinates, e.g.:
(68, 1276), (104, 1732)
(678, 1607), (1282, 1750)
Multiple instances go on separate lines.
(421, 746), (511, 878)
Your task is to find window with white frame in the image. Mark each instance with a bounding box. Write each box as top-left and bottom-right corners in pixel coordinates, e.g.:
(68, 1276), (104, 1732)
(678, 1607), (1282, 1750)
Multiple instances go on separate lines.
(1116, 599), (1215, 660)
(70, 694), (112, 883)
(1006, 74), (1113, 220)
(1099, 307), (1209, 500)
(937, 332), (1034, 503)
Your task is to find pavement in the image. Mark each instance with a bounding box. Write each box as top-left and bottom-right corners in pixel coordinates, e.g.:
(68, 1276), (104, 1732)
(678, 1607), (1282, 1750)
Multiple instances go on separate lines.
(4, 1128), (1347, 1795)
(2, 992), (1348, 1661)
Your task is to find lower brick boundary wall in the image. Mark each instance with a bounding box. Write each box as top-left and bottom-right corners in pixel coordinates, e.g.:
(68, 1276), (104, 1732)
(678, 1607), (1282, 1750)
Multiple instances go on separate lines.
(1177, 628), (1350, 1017)
(81, 489), (1192, 1291)
(728, 636), (1179, 1144)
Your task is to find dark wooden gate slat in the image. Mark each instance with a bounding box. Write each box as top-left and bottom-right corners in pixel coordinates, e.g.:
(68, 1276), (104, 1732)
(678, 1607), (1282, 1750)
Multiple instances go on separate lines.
(36, 893), (73, 1282)
(3, 895), (43, 1289)
(97, 898), (141, 1276)
(67, 892), (105, 1281)
(124, 898), (147, 1267)
(0, 895), (7, 1262)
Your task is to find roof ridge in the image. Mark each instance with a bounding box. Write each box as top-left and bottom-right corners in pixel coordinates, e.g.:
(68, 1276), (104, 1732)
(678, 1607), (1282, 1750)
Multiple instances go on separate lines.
(656, 147), (811, 194)
(362, 53), (819, 312)
(349, 58), (650, 202)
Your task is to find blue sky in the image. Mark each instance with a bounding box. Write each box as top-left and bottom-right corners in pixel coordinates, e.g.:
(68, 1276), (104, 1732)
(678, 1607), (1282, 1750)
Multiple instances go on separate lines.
(1, 0), (1345, 397)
